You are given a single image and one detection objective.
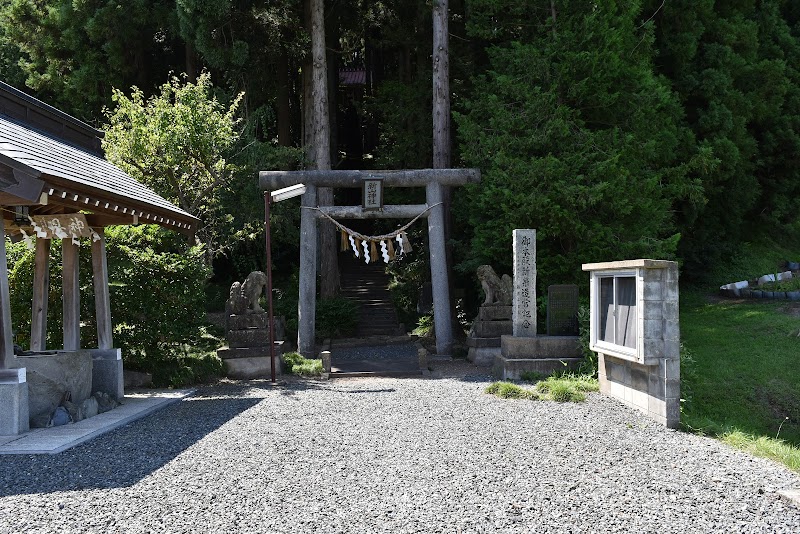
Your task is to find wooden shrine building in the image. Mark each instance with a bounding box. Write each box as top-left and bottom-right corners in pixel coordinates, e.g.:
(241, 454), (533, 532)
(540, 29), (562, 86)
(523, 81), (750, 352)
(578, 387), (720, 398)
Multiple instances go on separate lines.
(0, 81), (198, 435)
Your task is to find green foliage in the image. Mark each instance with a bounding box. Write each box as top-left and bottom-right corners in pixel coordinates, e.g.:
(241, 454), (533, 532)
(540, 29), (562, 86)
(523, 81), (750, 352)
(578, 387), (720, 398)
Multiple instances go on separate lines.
(412, 314), (434, 337)
(455, 2), (702, 287)
(534, 375), (599, 403)
(758, 278), (800, 292)
(651, 0), (800, 279)
(143, 351), (226, 389)
(273, 285), (359, 342)
(102, 73), (242, 253)
(0, 0), (183, 120)
(282, 351), (323, 377)
(315, 297), (359, 340)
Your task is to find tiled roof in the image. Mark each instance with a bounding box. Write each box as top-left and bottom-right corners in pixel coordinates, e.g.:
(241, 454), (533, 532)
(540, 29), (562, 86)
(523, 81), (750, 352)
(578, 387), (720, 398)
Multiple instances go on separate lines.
(0, 114), (198, 230)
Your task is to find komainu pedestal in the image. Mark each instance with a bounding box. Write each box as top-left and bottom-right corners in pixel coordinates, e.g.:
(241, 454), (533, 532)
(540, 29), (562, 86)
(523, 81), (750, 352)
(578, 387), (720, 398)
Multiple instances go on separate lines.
(467, 305), (512, 366)
(467, 265), (513, 366)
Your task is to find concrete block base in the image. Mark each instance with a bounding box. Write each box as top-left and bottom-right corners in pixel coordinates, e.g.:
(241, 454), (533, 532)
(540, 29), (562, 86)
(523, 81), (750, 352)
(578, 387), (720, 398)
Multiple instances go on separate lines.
(224, 356), (283, 379)
(492, 355), (583, 380)
(218, 342), (285, 379)
(0, 369), (29, 436)
(91, 349), (124, 400)
(598, 353), (680, 428)
(467, 346), (501, 367)
(501, 335), (581, 359)
(466, 336), (501, 349)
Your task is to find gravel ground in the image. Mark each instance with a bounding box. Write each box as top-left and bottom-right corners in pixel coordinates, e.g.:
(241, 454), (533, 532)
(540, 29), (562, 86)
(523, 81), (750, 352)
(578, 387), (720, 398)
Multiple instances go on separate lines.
(1, 360), (799, 533)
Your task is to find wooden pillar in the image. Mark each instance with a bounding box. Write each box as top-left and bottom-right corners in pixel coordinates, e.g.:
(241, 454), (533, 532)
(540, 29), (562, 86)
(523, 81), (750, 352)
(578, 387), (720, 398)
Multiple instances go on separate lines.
(426, 181), (453, 356)
(0, 218), (13, 369)
(62, 239), (80, 351)
(298, 184), (318, 356)
(30, 238), (50, 351)
(91, 233), (113, 349)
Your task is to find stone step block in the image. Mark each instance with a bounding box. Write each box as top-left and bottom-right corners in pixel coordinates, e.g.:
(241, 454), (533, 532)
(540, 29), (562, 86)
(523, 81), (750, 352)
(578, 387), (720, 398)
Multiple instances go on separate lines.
(224, 356), (283, 379)
(465, 336), (501, 348)
(217, 342), (285, 360)
(471, 320), (513, 338)
(226, 329), (272, 348)
(477, 305), (513, 321)
(500, 335), (581, 360)
(467, 346), (501, 367)
(492, 355), (583, 380)
(227, 313), (269, 330)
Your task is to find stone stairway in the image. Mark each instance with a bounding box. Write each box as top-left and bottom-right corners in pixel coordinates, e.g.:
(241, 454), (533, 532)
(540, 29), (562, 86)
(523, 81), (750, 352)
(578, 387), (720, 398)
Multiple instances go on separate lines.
(339, 256), (405, 337)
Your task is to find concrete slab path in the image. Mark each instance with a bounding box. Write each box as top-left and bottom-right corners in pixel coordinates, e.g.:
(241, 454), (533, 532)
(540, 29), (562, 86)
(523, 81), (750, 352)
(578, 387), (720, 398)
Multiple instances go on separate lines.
(0, 389), (192, 455)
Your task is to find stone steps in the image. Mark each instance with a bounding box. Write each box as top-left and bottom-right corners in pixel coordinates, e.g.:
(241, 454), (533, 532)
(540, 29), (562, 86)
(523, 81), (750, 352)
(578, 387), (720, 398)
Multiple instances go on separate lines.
(339, 257), (403, 337)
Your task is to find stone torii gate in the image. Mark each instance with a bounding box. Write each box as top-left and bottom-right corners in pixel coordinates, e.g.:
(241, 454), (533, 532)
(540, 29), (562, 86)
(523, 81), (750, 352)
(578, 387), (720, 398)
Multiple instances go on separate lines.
(259, 168), (480, 358)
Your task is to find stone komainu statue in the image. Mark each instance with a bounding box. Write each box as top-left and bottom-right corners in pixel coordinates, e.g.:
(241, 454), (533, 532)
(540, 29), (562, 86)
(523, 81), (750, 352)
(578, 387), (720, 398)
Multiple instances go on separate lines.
(226, 271), (269, 314)
(476, 265), (513, 306)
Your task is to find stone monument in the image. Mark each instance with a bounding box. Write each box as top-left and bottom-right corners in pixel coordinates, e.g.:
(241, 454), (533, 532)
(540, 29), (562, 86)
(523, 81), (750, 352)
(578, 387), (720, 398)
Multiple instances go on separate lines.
(493, 229), (583, 379)
(467, 265), (513, 366)
(217, 271), (285, 379)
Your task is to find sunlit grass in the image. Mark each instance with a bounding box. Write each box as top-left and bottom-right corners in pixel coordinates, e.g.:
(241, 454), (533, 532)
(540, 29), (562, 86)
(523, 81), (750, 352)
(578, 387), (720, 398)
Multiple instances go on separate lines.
(486, 374), (598, 403)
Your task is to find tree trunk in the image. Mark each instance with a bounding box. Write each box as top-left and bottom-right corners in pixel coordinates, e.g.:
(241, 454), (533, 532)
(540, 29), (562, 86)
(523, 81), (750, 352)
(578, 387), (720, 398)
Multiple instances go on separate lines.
(433, 0), (460, 339)
(311, 0), (339, 298)
(302, 0), (315, 164)
(432, 0), (450, 168)
(277, 50), (291, 146)
(185, 42), (198, 82)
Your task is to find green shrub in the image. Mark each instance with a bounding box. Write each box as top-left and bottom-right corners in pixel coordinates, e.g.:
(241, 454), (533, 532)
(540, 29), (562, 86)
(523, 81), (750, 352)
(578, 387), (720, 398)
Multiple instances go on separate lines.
(576, 304), (597, 376)
(316, 297), (359, 340)
(282, 351), (323, 377)
(413, 314), (434, 337)
(273, 282), (359, 341)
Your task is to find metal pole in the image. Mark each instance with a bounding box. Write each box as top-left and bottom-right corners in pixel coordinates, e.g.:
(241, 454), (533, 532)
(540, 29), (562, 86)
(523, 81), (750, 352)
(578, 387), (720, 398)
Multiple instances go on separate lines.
(265, 192), (276, 383)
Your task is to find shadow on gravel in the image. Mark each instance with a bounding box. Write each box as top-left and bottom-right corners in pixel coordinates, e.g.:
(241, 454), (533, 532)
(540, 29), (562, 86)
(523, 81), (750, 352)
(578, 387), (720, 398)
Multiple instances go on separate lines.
(0, 386), (262, 497)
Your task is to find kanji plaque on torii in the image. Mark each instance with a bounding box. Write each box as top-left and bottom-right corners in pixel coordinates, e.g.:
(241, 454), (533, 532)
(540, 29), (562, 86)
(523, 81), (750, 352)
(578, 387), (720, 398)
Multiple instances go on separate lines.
(362, 178), (383, 211)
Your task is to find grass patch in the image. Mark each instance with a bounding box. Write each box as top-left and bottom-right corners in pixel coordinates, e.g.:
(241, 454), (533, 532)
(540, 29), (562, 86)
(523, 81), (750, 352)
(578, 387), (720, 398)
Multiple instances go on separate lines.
(282, 352), (324, 377)
(681, 259), (800, 472)
(486, 374), (598, 403)
(681, 291), (800, 446)
(485, 381), (540, 400)
(535, 374), (599, 402)
(721, 430), (800, 472)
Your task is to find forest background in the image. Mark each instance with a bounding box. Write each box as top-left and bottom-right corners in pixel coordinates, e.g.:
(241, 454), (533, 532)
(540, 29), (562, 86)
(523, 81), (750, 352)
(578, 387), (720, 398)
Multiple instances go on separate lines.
(1, 0), (799, 370)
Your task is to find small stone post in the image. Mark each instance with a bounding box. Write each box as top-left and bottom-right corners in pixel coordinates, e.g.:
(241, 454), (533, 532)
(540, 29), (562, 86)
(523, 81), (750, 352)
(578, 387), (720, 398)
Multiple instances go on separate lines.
(512, 229), (536, 337)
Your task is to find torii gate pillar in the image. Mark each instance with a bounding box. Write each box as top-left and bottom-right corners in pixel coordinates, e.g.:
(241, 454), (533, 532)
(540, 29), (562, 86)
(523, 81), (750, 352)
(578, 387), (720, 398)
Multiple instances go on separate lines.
(260, 169), (480, 358)
(298, 184), (318, 357)
(426, 181), (452, 356)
